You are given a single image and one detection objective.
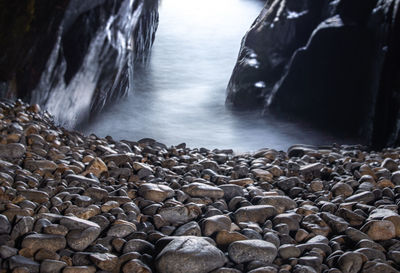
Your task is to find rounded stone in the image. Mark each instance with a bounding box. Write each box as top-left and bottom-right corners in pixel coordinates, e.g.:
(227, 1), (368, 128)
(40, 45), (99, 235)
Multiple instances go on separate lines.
(21, 234), (66, 253)
(337, 252), (364, 273)
(123, 259), (152, 273)
(228, 239), (277, 264)
(138, 183), (175, 202)
(360, 220), (396, 241)
(202, 215), (232, 236)
(155, 236), (227, 273)
(278, 244), (301, 260)
(234, 205), (277, 224)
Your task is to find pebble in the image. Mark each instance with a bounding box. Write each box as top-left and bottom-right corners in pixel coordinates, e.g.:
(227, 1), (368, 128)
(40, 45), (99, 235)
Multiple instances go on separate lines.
(173, 221), (201, 236)
(234, 205), (277, 224)
(278, 244), (301, 260)
(138, 183), (174, 202)
(257, 196), (297, 213)
(66, 227), (101, 251)
(123, 259), (152, 273)
(40, 259), (67, 273)
(202, 215), (232, 236)
(0, 214), (11, 234)
(337, 252), (364, 273)
(182, 182), (224, 199)
(360, 220), (396, 241)
(155, 236), (227, 273)
(0, 143), (26, 160)
(21, 234), (66, 253)
(89, 252), (118, 271)
(228, 239), (278, 264)
(9, 255), (40, 273)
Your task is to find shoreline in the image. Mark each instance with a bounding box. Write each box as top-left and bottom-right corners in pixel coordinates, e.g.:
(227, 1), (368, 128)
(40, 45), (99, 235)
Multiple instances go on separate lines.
(0, 100), (399, 273)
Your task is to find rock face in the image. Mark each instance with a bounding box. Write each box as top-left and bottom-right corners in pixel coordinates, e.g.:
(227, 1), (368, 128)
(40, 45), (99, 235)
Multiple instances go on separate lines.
(0, 0), (159, 127)
(227, 0), (400, 148)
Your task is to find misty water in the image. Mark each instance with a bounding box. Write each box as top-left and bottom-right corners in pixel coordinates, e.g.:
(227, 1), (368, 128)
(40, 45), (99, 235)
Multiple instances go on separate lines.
(82, 0), (359, 153)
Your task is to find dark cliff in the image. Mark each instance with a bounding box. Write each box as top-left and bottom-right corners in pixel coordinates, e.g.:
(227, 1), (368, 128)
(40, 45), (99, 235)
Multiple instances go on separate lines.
(0, 0), (159, 127)
(227, 0), (400, 148)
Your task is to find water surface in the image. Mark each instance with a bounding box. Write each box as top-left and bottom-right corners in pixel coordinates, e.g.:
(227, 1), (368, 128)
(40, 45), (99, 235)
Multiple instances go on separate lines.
(82, 0), (360, 153)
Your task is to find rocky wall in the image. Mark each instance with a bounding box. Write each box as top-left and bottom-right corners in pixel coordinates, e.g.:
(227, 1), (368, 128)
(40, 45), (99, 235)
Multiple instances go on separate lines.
(227, 0), (400, 148)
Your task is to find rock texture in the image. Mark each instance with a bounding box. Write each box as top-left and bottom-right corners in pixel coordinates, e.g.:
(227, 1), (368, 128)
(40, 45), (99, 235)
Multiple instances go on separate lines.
(0, 100), (400, 273)
(0, 0), (159, 127)
(227, 0), (400, 148)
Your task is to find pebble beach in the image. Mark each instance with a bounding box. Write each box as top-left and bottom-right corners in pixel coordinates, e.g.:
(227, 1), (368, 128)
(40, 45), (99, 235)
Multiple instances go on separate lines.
(0, 100), (399, 273)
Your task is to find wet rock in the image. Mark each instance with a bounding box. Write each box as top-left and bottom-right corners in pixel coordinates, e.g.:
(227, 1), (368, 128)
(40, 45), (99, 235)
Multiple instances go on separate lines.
(89, 253), (118, 271)
(302, 214), (331, 236)
(336, 208), (366, 227)
(101, 200), (119, 212)
(252, 169), (273, 182)
(272, 213), (301, 231)
(84, 187), (108, 202)
(390, 171), (400, 185)
(0, 245), (18, 259)
(155, 236), (227, 273)
(331, 182), (354, 197)
(182, 182), (224, 199)
(0, 214), (12, 234)
(138, 183), (175, 202)
(22, 234), (66, 253)
(355, 248), (386, 261)
(257, 196), (297, 213)
(293, 265), (317, 273)
(34, 248), (60, 261)
(19, 189), (49, 204)
(174, 221), (201, 236)
(62, 266), (96, 273)
(360, 220), (396, 241)
(345, 227), (370, 242)
(219, 184), (245, 201)
(234, 205), (277, 224)
(158, 203), (201, 226)
(107, 221), (136, 238)
(60, 216), (100, 230)
(362, 261), (398, 273)
(65, 175), (99, 186)
(82, 157), (108, 177)
(229, 178), (254, 186)
(40, 259), (67, 273)
(337, 252), (364, 273)
(384, 215), (400, 237)
(216, 230), (247, 249)
(123, 239), (154, 255)
(122, 259), (152, 273)
(247, 266), (278, 273)
(202, 215), (232, 236)
(24, 159), (57, 172)
(0, 143), (26, 160)
(228, 239), (277, 264)
(300, 163), (324, 179)
(66, 227), (101, 251)
(11, 216), (34, 240)
(381, 158), (398, 172)
(278, 244), (301, 260)
(345, 191), (375, 204)
(211, 268), (242, 273)
(276, 177), (300, 192)
(320, 212), (348, 233)
(9, 255), (40, 273)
